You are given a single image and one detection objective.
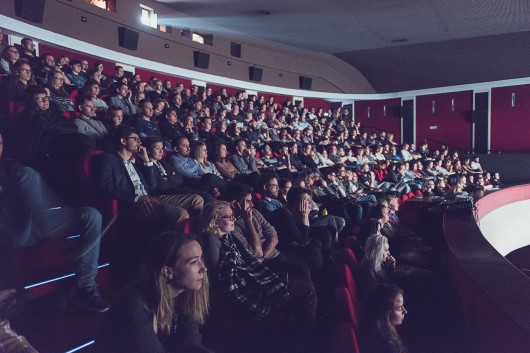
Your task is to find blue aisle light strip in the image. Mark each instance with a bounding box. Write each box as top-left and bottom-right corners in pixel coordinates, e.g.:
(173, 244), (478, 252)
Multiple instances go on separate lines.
(64, 340), (95, 353)
(48, 206), (62, 211)
(66, 234), (81, 239)
(23, 263), (110, 289)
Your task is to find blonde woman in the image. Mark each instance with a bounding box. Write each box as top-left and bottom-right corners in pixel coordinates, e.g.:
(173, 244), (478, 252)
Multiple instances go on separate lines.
(192, 141), (223, 178)
(95, 232), (212, 353)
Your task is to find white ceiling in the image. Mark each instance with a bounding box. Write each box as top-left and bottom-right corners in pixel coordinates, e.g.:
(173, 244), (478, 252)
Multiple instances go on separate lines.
(158, 0), (530, 53)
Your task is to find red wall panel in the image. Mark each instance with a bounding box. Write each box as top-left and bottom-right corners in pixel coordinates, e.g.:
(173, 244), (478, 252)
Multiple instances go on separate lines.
(415, 91), (472, 151)
(303, 98), (332, 111)
(133, 68), (191, 89)
(491, 84), (530, 151)
(354, 98), (402, 142)
(38, 43), (115, 78)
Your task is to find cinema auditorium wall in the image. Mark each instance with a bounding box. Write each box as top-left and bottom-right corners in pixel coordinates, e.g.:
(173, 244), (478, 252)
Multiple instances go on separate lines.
(0, 0), (374, 94)
(444, 186), (530, 353)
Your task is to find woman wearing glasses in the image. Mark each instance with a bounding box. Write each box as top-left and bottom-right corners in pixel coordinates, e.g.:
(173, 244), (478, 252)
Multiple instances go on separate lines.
(0, 45), (20, 76)
(201, 200), (317, 352)
(47, 70), (75, 113)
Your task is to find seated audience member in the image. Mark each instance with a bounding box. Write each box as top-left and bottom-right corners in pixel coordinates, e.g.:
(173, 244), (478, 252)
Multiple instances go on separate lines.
(74, 95), (109, 145)
(269, 187), (334, 257)
(179, 114), (200, 143)
(221, 182), (321, 277)
(358, 283), (408, 353)
(198, 117), (220, 146)
(66, 60), (87, 89)
(278, 177), (292, 204)
(159, 107), (181, 143)
(299, 144), (320, 172)
(135, 99), (162, 139)
(152, 97), (166, 121)
(33, 53), (55, 85)
(47, 70), (75, 113)
(17, 37), (39, 67)
(469, 155), (484, 174)
(98, 125), (204, 228)
(7, 60), (35, 112)
(0, 132), (109, 312)
(230, 139), (260, 176)
(93, 62), (107, 83)
(258, 173), (284, 213)
(144, 137), (213, 203)
(95, 232), (212, 353)
(169, 136), (226, 193)
(108, 82), (137, 119)
(422, 179), (436, 196)
(102, 106), (124, 137)
(200, 201), (317, 350)
(0, 45), (20, 76)
(213, 142), (259, 187)
(84, 80), (108, 112)
(383, 163), (412, 195)
(491, 171), (502, 187)
(168, 92), (187, 117)
(22, 87), (82, 165)
(191, 141), (223, 180)
(357, 233), (435, 305)
(146, 79), (166, 101)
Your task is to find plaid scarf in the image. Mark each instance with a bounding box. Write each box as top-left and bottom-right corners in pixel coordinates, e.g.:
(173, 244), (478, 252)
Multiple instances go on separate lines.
(217, 232), (290, 322)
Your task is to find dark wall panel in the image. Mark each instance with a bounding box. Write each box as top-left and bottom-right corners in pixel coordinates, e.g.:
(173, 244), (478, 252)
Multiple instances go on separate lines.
(491, 84), (530, 152)
(416, 91), (473, 151)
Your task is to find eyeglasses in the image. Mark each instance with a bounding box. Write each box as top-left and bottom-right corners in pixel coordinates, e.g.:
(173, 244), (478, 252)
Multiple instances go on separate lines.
(19, 68), (32, 73)
(127, 137), (141, 142)
(220, 214), (235, 220)
(268, 184), (279, 189)
(34, 97), (50, 102)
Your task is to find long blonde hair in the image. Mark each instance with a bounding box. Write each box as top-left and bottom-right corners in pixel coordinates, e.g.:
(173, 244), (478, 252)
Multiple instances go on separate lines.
(141, 232), (209, 335)
(192, 141), (208, 167)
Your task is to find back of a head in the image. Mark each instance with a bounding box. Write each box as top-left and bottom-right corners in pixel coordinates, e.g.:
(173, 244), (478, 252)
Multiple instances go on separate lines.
(219, 182), (252, 202)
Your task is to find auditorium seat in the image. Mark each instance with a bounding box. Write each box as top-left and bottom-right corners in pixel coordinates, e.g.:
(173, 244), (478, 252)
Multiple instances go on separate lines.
(334, 286), (357, 326)
(329, 322), (361, 353)
(340, 248), (358, 274)
(336, 264), (359, 327)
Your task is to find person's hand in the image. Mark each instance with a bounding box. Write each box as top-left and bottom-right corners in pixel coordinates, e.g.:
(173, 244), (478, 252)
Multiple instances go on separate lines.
(212, 188), (221, 198)
(236, 198), (253, 221)
(137, 196), (156, 217)
(300, 199), (311, 216)
(385, 254), (396, 270)
(136, 146), (149, 163)
(320, 179), (328, 187)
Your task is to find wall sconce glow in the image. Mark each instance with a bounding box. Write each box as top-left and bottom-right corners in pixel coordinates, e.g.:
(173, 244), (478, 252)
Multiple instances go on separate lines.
(383, 104), (386, 117)
(451, 98), (455, 112)
(432, 100), (436, 114)
(367, 106), (371, 118)
(512, 93), (515, 108)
